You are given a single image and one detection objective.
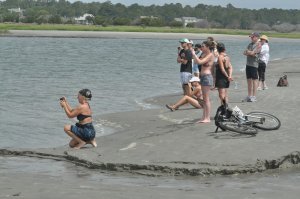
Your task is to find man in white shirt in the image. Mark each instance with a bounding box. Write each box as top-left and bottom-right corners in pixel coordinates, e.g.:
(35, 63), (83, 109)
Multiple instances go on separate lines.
(257, 35), (270, 90)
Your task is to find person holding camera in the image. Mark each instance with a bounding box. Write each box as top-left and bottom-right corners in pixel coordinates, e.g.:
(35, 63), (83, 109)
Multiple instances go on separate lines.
(60, 89), (97, 149)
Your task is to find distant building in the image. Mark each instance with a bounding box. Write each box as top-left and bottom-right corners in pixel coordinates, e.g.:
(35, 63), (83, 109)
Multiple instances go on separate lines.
(175, 17), (203, 27)
(140, 16), (158, 19)
(74, 14), (94, 25)
(8, 7), (24, 19)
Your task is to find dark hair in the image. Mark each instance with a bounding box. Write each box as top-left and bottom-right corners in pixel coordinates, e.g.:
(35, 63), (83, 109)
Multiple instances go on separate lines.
(202, 40), (215, 51)
(79, 89), (92, 100)
(216, 42), (226, 53)
(194, 43), (202, 48)
(207, 37), (215, 42)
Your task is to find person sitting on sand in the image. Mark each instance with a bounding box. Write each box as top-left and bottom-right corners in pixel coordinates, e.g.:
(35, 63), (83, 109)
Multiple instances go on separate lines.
(166, 76), (203, 111)
(60, 89), (97, 149)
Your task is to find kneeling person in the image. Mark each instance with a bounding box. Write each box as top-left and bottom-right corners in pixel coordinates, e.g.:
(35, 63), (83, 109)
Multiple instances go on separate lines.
(60, 89), (97, 149)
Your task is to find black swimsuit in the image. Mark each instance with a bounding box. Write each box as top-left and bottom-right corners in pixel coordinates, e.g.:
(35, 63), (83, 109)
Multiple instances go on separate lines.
(77, 114), (91, 122)
(77, 103), (92, 122)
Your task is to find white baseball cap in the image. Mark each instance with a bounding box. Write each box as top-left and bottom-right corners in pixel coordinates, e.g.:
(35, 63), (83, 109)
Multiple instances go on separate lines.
(190, 76), (200, 82)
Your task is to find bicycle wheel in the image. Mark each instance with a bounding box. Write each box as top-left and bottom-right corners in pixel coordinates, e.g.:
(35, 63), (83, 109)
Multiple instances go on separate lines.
(218, 121), (258, 135)
(246, 112), (281, 130)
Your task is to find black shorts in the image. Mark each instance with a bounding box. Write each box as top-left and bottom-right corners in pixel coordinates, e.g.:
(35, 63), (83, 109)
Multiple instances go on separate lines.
(246, 65), (258, 80)
(216, 78), (230, 88)
(258, 62), (266, 73)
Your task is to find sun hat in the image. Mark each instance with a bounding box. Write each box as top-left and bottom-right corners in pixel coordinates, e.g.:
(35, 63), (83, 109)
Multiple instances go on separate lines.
(249, 32), (260, 37)
(189, 76), (200, 82)
(179, 38), (189, 43)
(187, 40), (194, 44)
(260, 35), (269, 42)
(79, 89), (92, 100)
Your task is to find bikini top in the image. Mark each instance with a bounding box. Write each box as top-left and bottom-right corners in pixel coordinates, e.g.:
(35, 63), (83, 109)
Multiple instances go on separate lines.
(77, 114), (91, 122)
(77, 103), (92, 121)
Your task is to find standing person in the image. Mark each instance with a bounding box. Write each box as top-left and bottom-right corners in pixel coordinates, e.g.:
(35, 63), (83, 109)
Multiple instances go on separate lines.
(215, 42), (233, 104)
(192, 41), (215, 123)
(192, 43), (202, 78)
(207, 37), (219, 90)
(60, 89), (97, 149)
(177, 38), (193, 96)
(257, 35), (270, 90)
(243, 32), (261, 102)
(165, 76), (203, 111)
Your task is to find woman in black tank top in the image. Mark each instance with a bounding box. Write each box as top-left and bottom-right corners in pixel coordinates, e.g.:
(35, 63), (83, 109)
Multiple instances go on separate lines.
(216, 43), (233, 104)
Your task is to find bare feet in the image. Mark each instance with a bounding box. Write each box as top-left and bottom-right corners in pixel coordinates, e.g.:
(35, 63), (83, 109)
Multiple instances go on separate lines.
(73, 141), (86, 149)
(196, 119), (211, 123)
(89, 139), (97, 147)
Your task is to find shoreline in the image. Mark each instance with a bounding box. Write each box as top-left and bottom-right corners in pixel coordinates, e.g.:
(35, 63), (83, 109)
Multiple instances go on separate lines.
(2, 30), (298, 42)
(2, 30), (245, 40)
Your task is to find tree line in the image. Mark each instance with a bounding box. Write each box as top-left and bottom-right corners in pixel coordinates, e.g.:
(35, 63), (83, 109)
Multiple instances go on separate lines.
(1, 0), (300, 32)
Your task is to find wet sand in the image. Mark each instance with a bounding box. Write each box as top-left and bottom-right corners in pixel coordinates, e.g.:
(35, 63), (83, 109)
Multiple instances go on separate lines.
(3, 30), (246, 40)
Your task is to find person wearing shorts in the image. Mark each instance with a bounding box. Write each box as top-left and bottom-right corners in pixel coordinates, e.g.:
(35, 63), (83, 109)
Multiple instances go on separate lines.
(243, 32), (261, 102)
(215, 42), (233, 104)
(192, 40), (215, 123)
(177, 38), (193, 96)
(257, 35), (270, 90)
(60, 89), (97, 149)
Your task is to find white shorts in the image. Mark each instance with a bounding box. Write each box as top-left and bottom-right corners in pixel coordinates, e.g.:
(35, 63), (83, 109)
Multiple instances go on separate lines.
(180, 72), (192, 85)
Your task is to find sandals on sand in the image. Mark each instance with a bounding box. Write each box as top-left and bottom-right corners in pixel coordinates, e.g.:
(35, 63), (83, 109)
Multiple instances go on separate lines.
(166, 104), (176, 111)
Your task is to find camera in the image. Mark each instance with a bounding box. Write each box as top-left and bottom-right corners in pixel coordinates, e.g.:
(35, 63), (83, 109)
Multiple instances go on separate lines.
(59, 97), (65, 101)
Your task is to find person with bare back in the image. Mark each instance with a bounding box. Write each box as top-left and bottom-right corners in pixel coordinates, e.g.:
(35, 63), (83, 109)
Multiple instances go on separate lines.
(60, 89), (97, 149)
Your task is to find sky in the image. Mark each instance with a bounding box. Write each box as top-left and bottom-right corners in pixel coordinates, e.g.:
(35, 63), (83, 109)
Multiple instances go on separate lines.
(71, 0), (300, 10)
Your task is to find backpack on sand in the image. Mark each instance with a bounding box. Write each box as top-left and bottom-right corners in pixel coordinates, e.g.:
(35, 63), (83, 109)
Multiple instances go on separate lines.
(277, 75), (288, 87)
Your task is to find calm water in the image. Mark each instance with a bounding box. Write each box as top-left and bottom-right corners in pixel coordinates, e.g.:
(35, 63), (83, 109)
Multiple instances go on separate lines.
(1, 36), (300, 196)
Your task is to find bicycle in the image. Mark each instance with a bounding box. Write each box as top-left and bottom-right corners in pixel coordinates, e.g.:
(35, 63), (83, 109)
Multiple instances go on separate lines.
(214, 100), (281, 135)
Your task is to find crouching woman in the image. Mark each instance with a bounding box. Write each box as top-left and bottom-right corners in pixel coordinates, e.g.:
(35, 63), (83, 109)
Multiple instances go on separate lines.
(60, 89), (97, 149)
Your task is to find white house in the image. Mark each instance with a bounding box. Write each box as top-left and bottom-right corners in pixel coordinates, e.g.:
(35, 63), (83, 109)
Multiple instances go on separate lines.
(175, 17), (203, 27)
(74, 14), (94, 25)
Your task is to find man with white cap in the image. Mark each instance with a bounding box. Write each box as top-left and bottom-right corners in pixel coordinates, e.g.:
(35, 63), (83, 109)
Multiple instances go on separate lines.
(177, 38), (193, 96)
(166, 76), (203, 111)
(243, 32), (261, 102)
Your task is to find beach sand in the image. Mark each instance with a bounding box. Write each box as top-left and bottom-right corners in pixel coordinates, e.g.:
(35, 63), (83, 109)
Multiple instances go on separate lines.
(4, 30), (246, 40)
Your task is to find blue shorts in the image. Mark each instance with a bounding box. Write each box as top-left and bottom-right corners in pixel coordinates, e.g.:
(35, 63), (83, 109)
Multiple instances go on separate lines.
(71, 123), (96, 142)
(200, 74), (213, 86)
(180, 72), (192, 84)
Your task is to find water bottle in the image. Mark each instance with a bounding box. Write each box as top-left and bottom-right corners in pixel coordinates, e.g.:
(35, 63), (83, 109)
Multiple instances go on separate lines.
(234, 81), (238, 89)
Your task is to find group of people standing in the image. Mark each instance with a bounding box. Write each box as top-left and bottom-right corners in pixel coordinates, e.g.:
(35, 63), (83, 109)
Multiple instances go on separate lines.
(167, 32), (270, 123)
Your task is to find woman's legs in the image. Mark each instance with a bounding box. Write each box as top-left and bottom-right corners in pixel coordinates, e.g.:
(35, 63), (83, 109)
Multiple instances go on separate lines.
(64, 125), (86, 149)
(169, 95), (202, 110)
(198, 86), (211, 123)
(218, 88), (228, 104)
